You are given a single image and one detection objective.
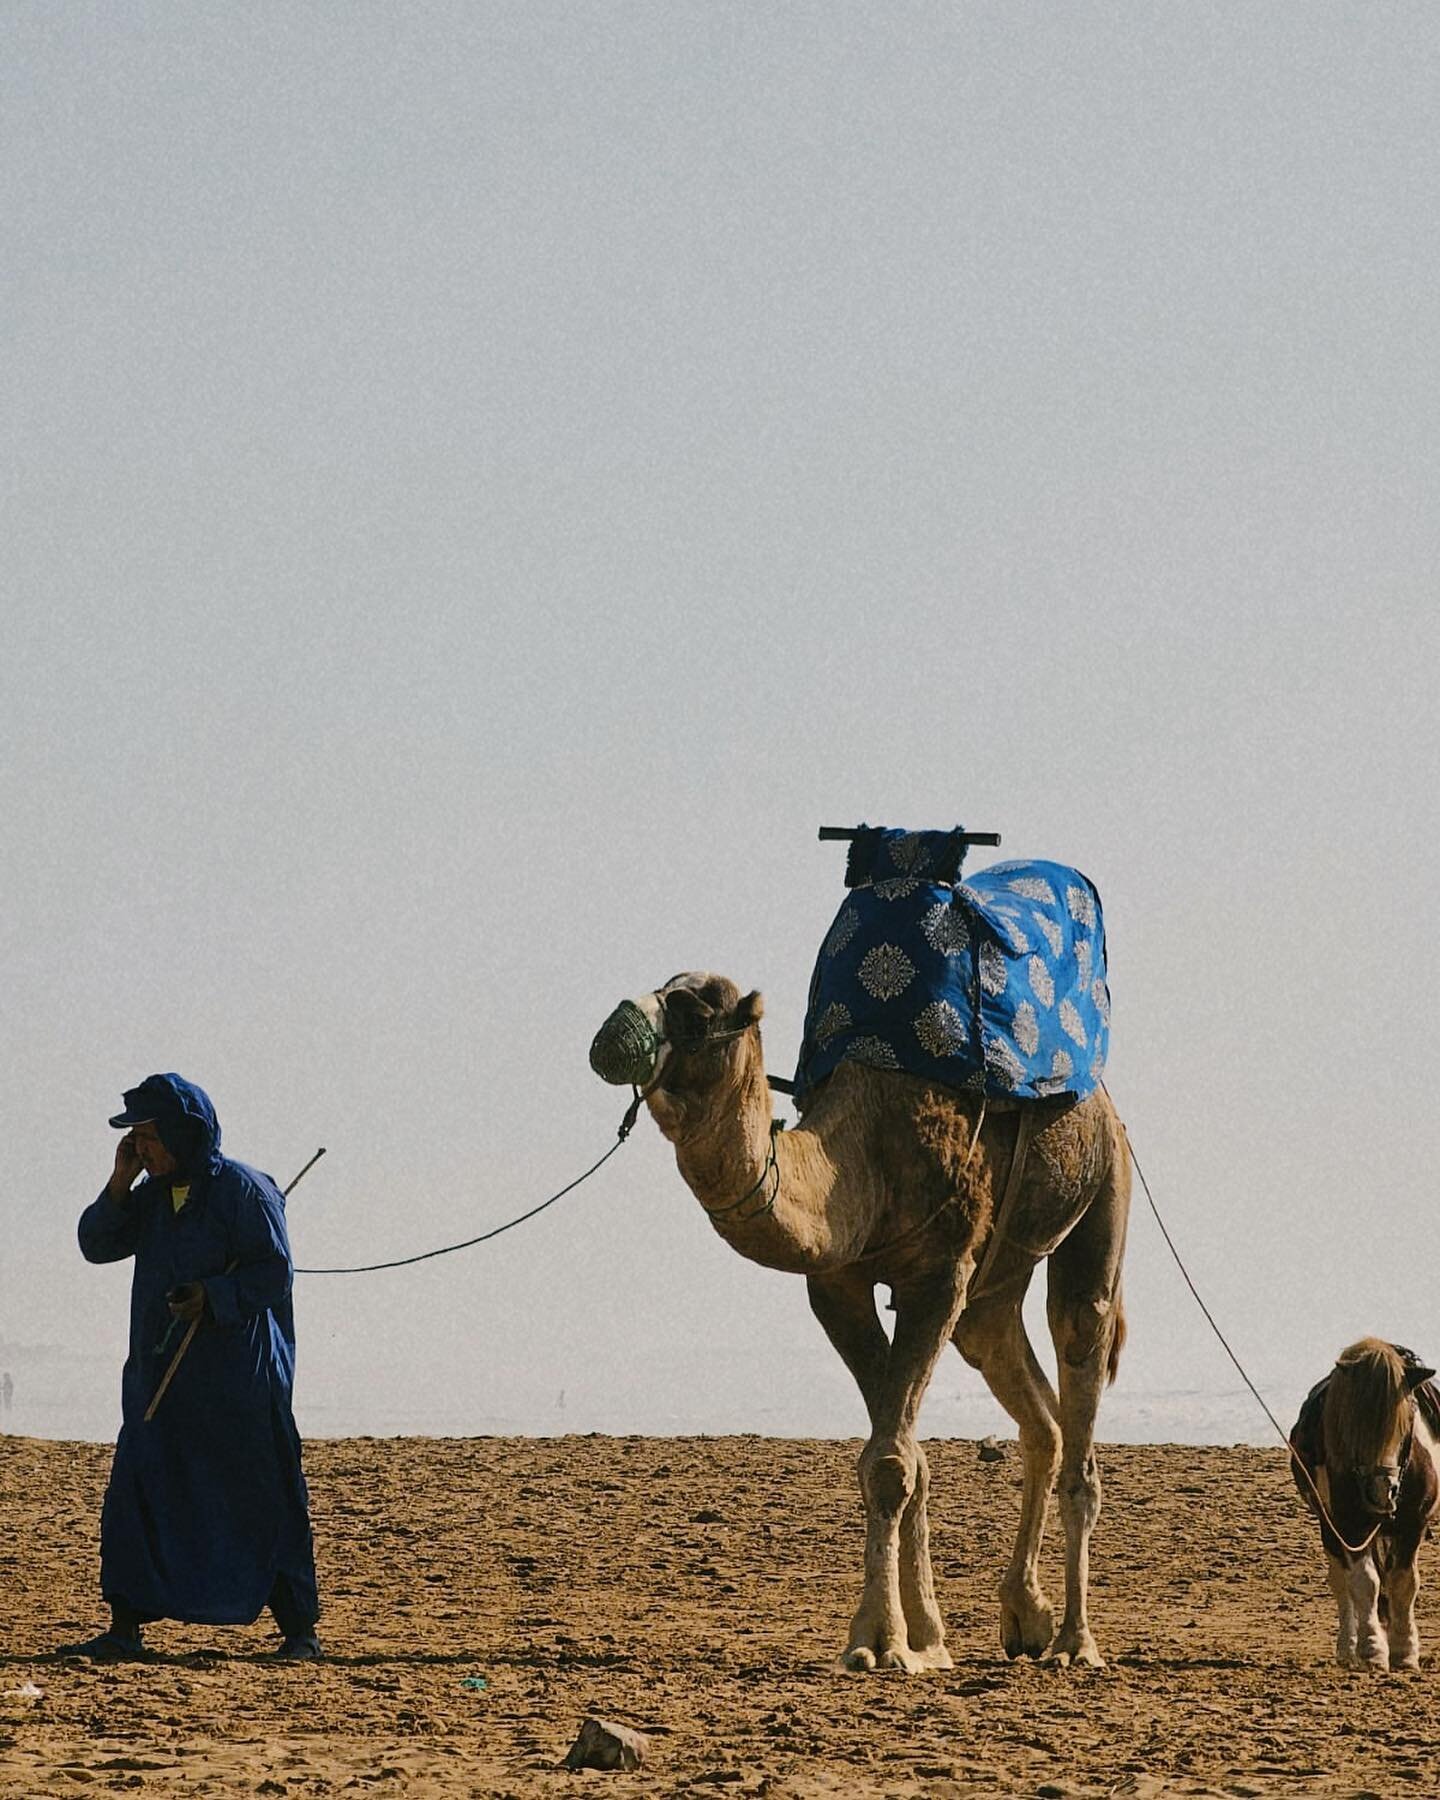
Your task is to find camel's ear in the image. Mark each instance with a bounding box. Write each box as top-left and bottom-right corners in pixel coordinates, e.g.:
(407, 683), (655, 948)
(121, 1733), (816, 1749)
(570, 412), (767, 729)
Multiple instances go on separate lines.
(737, 990), (765, 1026)
(1406, 1364), (1436, 1391)
(663, 985), (714, 1046)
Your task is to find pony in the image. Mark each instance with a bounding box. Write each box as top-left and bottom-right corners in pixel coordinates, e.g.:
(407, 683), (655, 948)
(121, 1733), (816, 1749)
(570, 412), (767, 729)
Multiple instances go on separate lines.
(1290, 1337), (1440, 1670)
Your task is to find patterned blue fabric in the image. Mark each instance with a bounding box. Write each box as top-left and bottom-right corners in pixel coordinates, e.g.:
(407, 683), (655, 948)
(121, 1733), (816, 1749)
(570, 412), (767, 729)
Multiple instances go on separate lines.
(794, 827), (1111, 1105)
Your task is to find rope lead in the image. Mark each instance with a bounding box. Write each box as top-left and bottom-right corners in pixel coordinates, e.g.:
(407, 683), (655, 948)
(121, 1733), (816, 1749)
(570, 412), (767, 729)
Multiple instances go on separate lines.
(294, 1097), (640, 1277)
(1116, 1092), (1384, 1557)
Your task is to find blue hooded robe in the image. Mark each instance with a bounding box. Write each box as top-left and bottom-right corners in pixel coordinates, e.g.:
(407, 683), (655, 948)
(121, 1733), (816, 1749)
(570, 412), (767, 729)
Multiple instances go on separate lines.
(78, 1075), (319, 1627)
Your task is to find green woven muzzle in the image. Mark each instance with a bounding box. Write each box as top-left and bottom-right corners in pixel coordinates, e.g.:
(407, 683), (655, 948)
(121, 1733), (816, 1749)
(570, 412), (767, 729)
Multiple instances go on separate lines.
(589, 1000), (663, 1087)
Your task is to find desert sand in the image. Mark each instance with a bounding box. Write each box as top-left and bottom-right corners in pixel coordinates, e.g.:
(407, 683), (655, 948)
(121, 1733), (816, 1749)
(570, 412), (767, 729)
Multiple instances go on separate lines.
(0, 1431), (1429, 1797)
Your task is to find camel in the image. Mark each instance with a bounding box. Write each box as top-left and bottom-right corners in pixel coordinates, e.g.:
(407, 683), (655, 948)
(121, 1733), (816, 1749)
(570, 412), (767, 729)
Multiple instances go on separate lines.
(590, 971), (1130, 1671)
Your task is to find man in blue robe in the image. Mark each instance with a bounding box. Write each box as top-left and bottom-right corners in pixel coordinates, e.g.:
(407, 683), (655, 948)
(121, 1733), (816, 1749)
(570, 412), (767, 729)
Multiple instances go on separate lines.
(59, 1074), (321, 1661)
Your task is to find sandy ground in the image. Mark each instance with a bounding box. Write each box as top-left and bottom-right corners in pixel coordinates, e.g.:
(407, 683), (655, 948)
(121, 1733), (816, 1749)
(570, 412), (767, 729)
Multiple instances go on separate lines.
(0, 1432), (1430, 1798)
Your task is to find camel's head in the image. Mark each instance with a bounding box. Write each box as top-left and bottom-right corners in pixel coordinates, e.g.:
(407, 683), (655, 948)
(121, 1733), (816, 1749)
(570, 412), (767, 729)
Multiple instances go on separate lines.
(589, 973), (765, 1096)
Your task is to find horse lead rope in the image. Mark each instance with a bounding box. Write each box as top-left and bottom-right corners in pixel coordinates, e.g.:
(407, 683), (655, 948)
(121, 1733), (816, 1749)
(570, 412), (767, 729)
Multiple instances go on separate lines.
(1117, 1099), (1385, 1557)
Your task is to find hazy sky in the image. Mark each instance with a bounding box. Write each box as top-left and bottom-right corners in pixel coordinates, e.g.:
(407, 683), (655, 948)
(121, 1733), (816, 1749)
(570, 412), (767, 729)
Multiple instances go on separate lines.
(5, 3), (1438, 1445)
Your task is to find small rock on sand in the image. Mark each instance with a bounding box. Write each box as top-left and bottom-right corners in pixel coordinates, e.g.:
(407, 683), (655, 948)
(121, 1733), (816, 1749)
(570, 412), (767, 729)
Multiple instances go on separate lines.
(562, 1717), (649, 1772)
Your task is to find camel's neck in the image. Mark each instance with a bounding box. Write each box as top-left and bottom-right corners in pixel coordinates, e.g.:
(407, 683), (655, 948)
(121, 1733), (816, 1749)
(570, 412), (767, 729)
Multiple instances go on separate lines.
(650, 1038), (874, 1274)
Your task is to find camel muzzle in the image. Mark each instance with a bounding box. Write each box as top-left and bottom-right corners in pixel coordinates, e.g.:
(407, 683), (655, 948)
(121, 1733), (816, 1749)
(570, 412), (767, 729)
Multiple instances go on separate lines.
(589, 1000), (663, 1087)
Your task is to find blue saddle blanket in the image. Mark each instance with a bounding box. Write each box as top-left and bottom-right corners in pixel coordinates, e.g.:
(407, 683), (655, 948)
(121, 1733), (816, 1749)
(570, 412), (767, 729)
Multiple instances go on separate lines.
(793, 827), (1111, 1104)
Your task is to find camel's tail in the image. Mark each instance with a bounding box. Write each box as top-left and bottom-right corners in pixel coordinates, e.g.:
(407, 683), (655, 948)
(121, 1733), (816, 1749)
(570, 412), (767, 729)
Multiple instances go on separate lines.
(1107, 1288), (1127, 1387)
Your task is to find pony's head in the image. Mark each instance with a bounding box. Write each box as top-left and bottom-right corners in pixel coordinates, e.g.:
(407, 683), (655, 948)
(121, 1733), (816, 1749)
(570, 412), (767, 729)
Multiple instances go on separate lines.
(1324, 1337), (1435, 1517)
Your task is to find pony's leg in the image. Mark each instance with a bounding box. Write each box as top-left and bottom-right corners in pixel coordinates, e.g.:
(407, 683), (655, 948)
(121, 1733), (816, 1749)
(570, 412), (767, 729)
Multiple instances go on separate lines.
(1326, 1554), (1360, 1666)
(1346, 1553), (1386, 1670)
(1386, 1554), (1422, 1671)
(1382, 1472), (1432, 1671)
(810, 1266), (966, 1673)
(953, 1282), (1061, 1659)
(1041, 1153), (1129, 1669)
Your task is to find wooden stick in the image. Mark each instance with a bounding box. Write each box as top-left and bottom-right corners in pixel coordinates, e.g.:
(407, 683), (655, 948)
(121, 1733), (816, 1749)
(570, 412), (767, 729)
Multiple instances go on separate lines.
(143, 1296), (218, 1422)
(817, 825), (1001, 845)
(143, 1148), (326, 1424)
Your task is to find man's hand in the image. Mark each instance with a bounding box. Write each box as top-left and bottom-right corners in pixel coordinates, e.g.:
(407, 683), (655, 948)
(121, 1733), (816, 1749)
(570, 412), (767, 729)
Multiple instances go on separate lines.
(108, 1133), (143, 1199)
(166, 1282), (206, 1323)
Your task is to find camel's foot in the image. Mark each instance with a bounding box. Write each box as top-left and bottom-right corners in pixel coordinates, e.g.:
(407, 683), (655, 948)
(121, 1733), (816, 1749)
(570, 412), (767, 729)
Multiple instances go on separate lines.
(841, 1641), (953, 1675)
(999, 1587), (1054, 1660)
(1390, 1651), (1421, 1673)
(1044, 1622), (1104, 1669)
(1356, 1634), (1388, 1673)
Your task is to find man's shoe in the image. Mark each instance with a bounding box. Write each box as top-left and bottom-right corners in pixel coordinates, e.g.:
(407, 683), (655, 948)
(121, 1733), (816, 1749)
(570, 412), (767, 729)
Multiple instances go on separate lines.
(272, 1633), (322, 1661)
(55, 1630), (145, 1662)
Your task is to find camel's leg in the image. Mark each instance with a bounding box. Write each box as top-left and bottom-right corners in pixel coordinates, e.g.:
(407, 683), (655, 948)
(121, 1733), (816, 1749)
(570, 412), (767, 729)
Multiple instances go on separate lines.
(1045, 1320), (1108, 1668)
(1327, 1553), (1360, 1666)
(855, 1271), (968, 1673)
(1042, 1147), (1128, 1669)
(895, 1438), (947, 1666)
(953, 1284), (1061, 1659)
(807, 1269), (889, 1428)
(810, 1266), (965, 1673)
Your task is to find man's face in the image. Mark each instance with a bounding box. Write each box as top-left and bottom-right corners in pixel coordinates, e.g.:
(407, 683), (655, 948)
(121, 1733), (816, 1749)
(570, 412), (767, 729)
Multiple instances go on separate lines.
(131, 1121), (178, 1178)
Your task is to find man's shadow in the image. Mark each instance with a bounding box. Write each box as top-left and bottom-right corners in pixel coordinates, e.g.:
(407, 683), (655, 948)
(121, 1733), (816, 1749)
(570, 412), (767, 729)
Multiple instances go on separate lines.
(7, 1647), (493, 1668)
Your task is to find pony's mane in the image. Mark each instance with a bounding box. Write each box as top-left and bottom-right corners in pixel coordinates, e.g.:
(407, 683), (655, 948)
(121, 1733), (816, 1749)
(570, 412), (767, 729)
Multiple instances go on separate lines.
(1324, 1336), (1412, 1467)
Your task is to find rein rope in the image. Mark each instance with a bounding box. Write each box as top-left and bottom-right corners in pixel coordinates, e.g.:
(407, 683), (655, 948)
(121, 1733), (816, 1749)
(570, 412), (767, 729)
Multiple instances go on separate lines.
(836, 1097), (990, 1270)
(293, 1010), (763, 1276)
(701, 1122), (781, 1225)
(293, 1093), (643, 1276)
(1115, 1092), (1388, 1558)
(701, 1026), (991, 1254)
